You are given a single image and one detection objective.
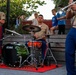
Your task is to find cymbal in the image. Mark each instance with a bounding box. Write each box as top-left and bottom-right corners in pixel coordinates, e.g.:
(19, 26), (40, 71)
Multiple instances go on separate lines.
(5, 29), (22, 36)
(22, 25), (41, 32)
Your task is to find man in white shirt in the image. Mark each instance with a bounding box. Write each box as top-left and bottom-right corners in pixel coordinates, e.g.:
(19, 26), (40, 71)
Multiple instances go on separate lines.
(32, 12), (38, 26)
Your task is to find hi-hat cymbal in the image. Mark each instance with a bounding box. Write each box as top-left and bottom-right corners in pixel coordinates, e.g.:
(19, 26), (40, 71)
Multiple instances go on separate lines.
(5, 29), (22, 36)
(22, 25), (41, 32)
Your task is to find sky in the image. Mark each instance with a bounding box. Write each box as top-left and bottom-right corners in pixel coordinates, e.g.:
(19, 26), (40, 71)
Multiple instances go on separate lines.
(28, 0), (55, 20)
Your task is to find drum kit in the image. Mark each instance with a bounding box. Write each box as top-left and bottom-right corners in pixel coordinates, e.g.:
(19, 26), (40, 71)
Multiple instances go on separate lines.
(0, 0), (76, 69)
(21, 25), (42, 69)
(1, 25), (42, 69)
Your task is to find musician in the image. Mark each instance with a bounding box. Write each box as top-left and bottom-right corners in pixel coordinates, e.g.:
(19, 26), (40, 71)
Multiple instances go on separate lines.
(65, 0), (76, 75)
(33, 14), (49, 66)
(0, 12), (6, 57)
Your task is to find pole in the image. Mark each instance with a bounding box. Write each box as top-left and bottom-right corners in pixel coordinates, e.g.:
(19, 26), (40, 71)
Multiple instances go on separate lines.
(7, 0), (10, 28)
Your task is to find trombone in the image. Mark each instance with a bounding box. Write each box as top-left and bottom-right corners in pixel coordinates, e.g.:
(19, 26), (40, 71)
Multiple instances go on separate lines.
(61, 1), (76, 10)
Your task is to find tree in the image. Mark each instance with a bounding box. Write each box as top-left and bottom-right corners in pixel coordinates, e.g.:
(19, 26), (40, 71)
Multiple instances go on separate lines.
(0, 0), (46, 25)
(52, 0), (68, 9)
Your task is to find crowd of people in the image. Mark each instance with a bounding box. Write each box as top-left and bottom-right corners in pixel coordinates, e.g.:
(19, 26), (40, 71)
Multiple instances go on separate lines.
(0, 0), (76, 75)
(50, 5), (66, 35)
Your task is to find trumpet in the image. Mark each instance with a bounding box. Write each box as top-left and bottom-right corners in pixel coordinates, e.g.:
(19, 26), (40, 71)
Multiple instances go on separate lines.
(61, 1), (76, 10)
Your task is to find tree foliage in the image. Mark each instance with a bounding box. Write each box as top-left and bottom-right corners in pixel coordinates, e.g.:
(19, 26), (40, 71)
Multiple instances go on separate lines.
(0, 0), (46, 21)
(52, 0), (69, 9)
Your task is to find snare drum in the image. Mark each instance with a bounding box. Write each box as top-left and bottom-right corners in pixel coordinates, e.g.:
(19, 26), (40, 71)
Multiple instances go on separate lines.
(27, 41), (42, 48)
(2, 43), (29, 67)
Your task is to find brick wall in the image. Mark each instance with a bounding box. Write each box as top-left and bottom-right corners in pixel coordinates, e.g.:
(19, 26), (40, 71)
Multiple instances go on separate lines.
(21, 19), (71, 29)
(21, 20), (52, 29)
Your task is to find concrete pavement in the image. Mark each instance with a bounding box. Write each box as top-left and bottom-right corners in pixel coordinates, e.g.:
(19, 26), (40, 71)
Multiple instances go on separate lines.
(0, 65), (67, 75)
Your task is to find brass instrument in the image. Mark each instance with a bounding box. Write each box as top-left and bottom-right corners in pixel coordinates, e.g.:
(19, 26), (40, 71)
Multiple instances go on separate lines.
(61, 1), (76, 10)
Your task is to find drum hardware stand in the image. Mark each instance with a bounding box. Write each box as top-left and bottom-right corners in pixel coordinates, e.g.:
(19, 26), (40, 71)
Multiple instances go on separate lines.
(17, 43), (30, 67)
(20, 31), (38, 69)
(21, 25), (41, 69)
(40, 34), (58, 67)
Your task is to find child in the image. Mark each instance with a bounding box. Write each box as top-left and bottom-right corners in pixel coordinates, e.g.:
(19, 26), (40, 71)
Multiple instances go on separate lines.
(50, 9), (58, 35)
(56, 5), (66, 34)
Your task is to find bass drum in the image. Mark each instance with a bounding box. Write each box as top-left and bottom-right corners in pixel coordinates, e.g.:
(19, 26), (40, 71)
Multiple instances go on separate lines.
(2, 43), (29, 67)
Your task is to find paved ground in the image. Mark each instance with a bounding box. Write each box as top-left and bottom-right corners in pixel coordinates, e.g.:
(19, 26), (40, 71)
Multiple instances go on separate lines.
(0, 64), (67, 75)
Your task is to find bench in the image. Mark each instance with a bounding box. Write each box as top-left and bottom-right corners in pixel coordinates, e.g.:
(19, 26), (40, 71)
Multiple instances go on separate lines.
(3, 34), (66, 63)
(48, 34), (76, 64)
(46, 35), (66, 63)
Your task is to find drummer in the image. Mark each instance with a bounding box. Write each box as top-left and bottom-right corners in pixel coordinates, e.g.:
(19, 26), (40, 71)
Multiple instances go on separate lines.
(33, 14), (49, 66)
(0, 12), (6, 57)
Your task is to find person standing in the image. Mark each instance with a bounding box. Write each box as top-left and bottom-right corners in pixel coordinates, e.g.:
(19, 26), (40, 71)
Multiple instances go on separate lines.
(15, 16), (20, 28)
(50, 9), (58, 35)
(65, 0), (76, 75)
(0, 12), (6, 57)
(56, 5), (66, 34)
(32, 12), (38, 26)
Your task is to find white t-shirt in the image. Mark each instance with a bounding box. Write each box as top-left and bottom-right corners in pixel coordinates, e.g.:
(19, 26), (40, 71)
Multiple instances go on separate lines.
(32, 19), (38, 26)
